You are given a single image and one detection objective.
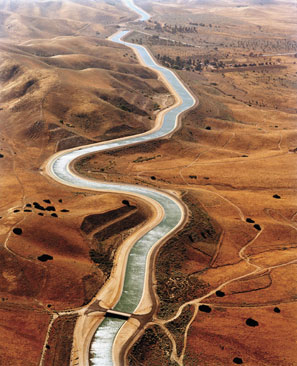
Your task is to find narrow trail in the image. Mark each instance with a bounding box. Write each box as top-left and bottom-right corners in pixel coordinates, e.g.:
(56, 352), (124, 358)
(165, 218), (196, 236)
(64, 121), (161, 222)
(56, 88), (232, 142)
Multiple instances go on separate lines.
(178, 304), (199, 365)
(239, 228), (264, 267)
(265, 207), (297, 231)
(151, 232), (297, 366)
(38, 314), (58, 366)
(157, 322), (181, 365)
(154, 255), (297, 366)
(196, 186), (246, 222)
(177, 127), (232, 185)
(145, 186), (297, 366)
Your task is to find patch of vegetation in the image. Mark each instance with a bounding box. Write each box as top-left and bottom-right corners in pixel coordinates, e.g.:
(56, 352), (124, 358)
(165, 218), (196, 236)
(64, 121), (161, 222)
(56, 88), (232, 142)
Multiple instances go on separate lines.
(75, 155), (91, 170)
(246, 318), (259, 327)
(253, 224), (261, 231)
(156, 192), (220, 318)
(88, 209), (147, 278)
(43, 314), (77, 366)
(119, 104), (132, 112)
(128, 325), (178, 366)
(183, 353), (201, 366)
(156, 271), (207, 319)
(133, 154), (161, 163)
(37, 254), (53, 262)
(82, 272), (102, 305)
(12, 228), (22, 235)
(273, 194), (281, 199)
(233, 357), (243, 364)
(199, 304), (212, 313)
(100, 93), (148, 116)
(89, 248), (113, 278)
(0, 64), (20, 82)
(81, 206), (136, 234)
(166, 304), (195, 356)
(93, 211), (146, 242)
(105, 140), (164, 156)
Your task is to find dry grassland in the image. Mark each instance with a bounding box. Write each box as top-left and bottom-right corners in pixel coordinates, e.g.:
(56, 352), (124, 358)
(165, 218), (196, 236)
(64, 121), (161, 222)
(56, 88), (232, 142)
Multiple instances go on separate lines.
(77, 0), (297, 364)
(0, 0), (166, 363)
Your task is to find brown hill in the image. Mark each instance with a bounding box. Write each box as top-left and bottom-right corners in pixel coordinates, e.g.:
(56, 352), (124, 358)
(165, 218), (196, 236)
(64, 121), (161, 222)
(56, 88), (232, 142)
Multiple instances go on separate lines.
(0, 36), (170, 149)
(0, 1), (172, 363)
(0, 0), (135, 40)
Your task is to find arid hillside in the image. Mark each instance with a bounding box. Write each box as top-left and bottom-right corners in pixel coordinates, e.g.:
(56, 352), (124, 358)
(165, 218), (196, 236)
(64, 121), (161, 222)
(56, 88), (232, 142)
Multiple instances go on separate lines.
(0, 35), (172, 149)
(77, 1), (297, 365)
(0, 0), (173, 364)
(1, 0), (296, 365)
(0, 0), (135, 40)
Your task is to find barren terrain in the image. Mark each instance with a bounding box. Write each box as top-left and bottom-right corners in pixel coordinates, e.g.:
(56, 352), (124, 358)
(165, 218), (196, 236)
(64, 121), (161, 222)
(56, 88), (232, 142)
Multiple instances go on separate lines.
(76, 0), (297, 365)
(0, 0), (296, 365)
(0, 0), (168, 364)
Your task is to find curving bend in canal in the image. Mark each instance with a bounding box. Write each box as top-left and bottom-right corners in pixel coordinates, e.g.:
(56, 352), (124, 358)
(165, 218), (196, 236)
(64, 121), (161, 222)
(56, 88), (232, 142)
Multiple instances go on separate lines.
(44, 0), (196, 365)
